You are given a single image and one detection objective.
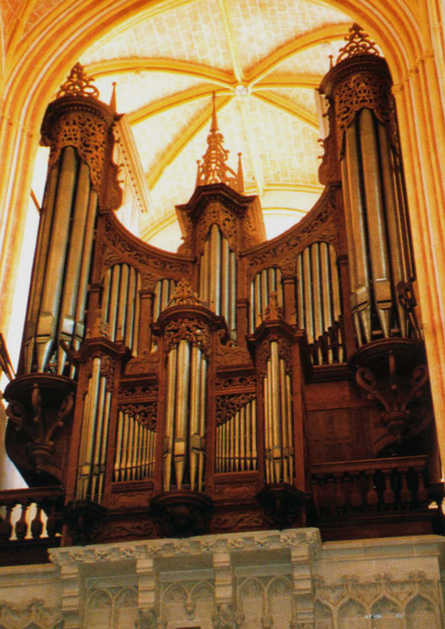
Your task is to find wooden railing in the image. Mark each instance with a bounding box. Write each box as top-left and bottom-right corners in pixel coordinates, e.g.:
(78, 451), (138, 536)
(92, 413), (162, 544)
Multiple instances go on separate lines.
(0, 486), (65, 562)
(311, 455), (430, 518)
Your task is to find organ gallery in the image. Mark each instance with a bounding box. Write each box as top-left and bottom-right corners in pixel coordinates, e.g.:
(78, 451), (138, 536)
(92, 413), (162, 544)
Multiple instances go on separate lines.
(2, 25), (443, 553)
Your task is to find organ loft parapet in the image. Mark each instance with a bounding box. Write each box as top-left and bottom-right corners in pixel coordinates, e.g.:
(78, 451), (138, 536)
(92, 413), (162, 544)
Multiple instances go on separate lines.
(1, 26), (443, 557)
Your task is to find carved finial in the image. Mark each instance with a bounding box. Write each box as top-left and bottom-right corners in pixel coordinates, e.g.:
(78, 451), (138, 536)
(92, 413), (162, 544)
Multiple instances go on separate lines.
(336, 23), (380, 64)
(57, 62), (100, 99)
(196, 93), (243, 193)
(167, 279), (206, 307)
(264, 292), (283, 321)
(110, 82), (117, 111)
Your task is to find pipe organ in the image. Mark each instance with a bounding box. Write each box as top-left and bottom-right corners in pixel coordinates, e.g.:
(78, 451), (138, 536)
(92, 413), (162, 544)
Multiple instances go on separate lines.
(4, 27), (443, 545)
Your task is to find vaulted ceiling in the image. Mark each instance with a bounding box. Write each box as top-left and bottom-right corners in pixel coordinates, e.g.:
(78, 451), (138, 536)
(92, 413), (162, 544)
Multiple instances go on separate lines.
(79, 2), (352, 246)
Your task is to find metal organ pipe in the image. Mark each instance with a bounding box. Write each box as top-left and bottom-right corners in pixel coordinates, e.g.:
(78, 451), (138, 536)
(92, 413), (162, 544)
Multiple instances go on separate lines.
(249, 268), (283, 333)
(296, 242), (344, 364)
(163, 341), (207, 491)
(199, 225), (237, 338)
(215, 399), (257, 473)
(113, 411), (156, 482)
(262, 341), (294, 485)
(23, 148), (101, 375)
(102, 264), (141, 354)
(322, 53), (415, 345)
(76, 356), (112, 503)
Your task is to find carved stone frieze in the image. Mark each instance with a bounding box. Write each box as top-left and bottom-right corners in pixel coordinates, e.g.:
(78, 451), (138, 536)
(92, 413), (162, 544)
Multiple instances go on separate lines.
(49, 529), (322, 564)
(216, 392), (256, 425)
(314, 570), (440, 622)
(164, 318), (210, 354)
(0, 599), (63, 629)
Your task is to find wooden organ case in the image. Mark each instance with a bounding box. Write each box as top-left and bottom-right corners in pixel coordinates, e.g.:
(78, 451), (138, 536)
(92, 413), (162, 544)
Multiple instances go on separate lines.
(3, 27), (444, 552)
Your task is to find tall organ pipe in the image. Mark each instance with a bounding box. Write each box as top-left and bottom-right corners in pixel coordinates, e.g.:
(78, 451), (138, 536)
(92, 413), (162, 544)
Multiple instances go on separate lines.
(321, 53), (415, 345)
(296, 242), (343, 364)
(76, 356), (112, 503)
(102, 264), (141, 354)
(199, 225), (237, 338)
(163, 340), (207, 491)
(249, 268), (283, 333)
(262, 341), (294, 484)
(21, 89), (121, 375)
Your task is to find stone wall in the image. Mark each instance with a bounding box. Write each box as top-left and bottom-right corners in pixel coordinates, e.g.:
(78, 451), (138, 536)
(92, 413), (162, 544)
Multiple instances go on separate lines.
(0, 530), (444, 628)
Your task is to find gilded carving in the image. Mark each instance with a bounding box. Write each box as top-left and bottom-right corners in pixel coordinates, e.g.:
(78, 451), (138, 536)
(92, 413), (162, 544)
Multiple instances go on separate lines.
(118, 383), (158, 399)
(104, 215), (190, 274)
(164, 318), (210, 354)
(197, 202), (237, 250)
(215, 375), (256, 391)
(247, 196), (338, 274)
(212, 513), (265, 531)
(125, 349), (159, 375)
(258, 336), (293, 376)
(334, 73), (397, 154)
(216, 392), (256, 425)
(46, 111), (108, 193)
(57, 63), (100, 99)
(118, 402), (157, 429)
(216, 332), (252, 367)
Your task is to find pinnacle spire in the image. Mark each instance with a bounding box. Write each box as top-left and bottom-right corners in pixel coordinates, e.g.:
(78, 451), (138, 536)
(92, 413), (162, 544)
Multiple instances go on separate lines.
(110, 82), (117, 111)
(57, 62), (100, 100)
(195, 93), (244, 193)
(336, 23), (380, 64)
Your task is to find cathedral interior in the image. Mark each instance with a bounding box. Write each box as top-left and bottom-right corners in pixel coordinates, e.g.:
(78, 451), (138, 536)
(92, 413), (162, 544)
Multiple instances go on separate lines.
(1, 1), (445, 627)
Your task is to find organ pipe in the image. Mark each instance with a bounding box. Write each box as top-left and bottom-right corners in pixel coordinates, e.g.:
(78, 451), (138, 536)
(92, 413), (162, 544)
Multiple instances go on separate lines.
(215, 399), (257, 473)
(102, 264), (141, 354)
(262, 341), (294, 485)
(296, 242), (344, 364)
(114, 411), (156, 482)
(77, 357), (112, 503)
(321, 46), (415, 345)
(199, 225), (237, 338)
(249, 268), (283, 333)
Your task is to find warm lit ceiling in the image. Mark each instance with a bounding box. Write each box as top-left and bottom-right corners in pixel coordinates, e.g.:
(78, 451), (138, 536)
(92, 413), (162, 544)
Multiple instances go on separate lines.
(79, 0), (354, 249)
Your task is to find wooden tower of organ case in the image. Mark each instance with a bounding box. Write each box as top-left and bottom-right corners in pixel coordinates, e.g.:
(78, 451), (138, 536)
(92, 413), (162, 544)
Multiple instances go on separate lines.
(3, 26), (444, 550)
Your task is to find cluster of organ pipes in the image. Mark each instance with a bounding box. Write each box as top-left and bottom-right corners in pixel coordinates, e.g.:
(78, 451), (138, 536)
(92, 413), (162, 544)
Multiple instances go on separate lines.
(263, 341), (294, 485)
(102, 264), (140, 352)
(6, 36), (428, 541)
(199, 224), (237, 339)
(163, 341), (207, 492)
(113, 411), (156, 482)
(296, 242), (344, 364)
(77, 357), (112, 503)
(340, 106), (414, 345)
(22, 146), (98, 376)
(215, 399), (257, 473)
(249, 268), (283, 334)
